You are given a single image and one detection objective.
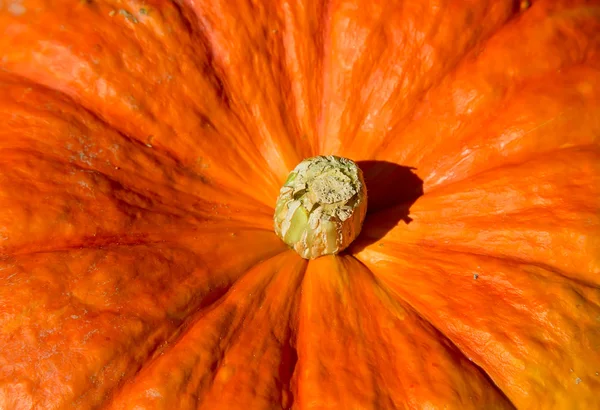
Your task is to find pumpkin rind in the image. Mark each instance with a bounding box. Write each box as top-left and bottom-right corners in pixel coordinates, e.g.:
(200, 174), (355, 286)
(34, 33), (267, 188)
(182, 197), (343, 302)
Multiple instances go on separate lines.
(296, 255), (515, 409)
(0, 0), (599, 409)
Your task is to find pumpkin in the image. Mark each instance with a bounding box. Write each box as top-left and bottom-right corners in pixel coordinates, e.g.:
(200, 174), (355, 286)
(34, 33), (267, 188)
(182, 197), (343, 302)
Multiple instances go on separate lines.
(0, 0), (599, 408)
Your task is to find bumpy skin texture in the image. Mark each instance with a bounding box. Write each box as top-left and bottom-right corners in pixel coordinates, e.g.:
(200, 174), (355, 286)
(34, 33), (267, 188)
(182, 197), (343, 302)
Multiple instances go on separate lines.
(0, 0), (599, 409)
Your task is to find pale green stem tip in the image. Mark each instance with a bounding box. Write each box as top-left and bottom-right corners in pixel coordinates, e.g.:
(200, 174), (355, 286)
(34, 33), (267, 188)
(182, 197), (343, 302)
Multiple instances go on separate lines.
(273, 155), (367, 259)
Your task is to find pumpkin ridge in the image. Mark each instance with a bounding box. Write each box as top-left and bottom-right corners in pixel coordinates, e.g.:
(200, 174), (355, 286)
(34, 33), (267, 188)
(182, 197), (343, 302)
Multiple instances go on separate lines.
(0, 146), (276, 256)
(358, 246), (600, 407)
(375, 3), (600, 174)
(108, 250), (305, 408)
(0, 74), (275, 216)
(180, 1), (316, 192)
(108, 263), (247, 405)
(0, 230), (286, 408)
(168, 0), (278, 169)
(421, 144), (600, 198)
(297, 255), (516, 408)
(0, 81), (280, 238)
(285, 0), (328, 156)
(143, 3), (291, 198)
(0, 2), (285, 207)
(346, 12), (521, 156)
(319, 0), (521, 157)
(104, 285), (237, 401)
(186, 0), (314, 175)
(361, 241), (600, 290)
(361, 260), (517, 409)
(378, 75), (600, 186)
(3, 226), (282, 258)
(338, 257), (415, 406)
(0, 147), (210, 218)
(359, 201), (600, 285)
(3, 234), (171, 258)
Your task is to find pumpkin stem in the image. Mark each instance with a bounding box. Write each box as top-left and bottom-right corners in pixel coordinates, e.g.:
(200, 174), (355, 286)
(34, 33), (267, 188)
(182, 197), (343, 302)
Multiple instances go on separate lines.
(273, 156), (367, 259)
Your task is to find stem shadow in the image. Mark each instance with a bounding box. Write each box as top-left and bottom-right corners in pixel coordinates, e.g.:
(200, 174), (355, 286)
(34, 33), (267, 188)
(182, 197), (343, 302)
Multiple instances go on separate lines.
(351, 160), (424, 252)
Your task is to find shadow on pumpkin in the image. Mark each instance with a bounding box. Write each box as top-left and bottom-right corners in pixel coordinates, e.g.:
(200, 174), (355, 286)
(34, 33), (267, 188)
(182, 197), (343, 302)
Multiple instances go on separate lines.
(350, 160), (423, 253)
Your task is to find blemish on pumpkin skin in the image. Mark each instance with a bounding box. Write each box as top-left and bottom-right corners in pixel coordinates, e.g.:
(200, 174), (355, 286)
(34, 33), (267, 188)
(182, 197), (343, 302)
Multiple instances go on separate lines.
(7, 1), (26, 16)
(126, 95), (140, 110)
(145, 388), (163, 399)
(196, 157), (210, 169)
(118, 9), (139, 23)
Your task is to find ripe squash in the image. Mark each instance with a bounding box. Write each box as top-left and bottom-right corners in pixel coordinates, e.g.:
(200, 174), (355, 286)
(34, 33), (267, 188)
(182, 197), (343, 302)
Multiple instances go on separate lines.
(1, 0), (599, 408)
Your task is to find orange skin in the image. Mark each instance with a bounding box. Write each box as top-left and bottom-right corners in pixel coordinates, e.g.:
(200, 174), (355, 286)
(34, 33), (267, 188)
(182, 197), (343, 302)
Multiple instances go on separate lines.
(0, 0), (599, 408)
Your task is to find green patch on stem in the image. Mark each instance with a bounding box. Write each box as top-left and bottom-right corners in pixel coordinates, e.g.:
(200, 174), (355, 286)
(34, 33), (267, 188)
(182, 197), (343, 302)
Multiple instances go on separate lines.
(273, 156), (367, 259)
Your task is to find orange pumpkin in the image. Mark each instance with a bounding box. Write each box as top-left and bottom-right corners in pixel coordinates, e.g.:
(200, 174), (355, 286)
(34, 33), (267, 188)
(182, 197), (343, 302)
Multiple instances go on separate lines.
(1, 0), (599, 408)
